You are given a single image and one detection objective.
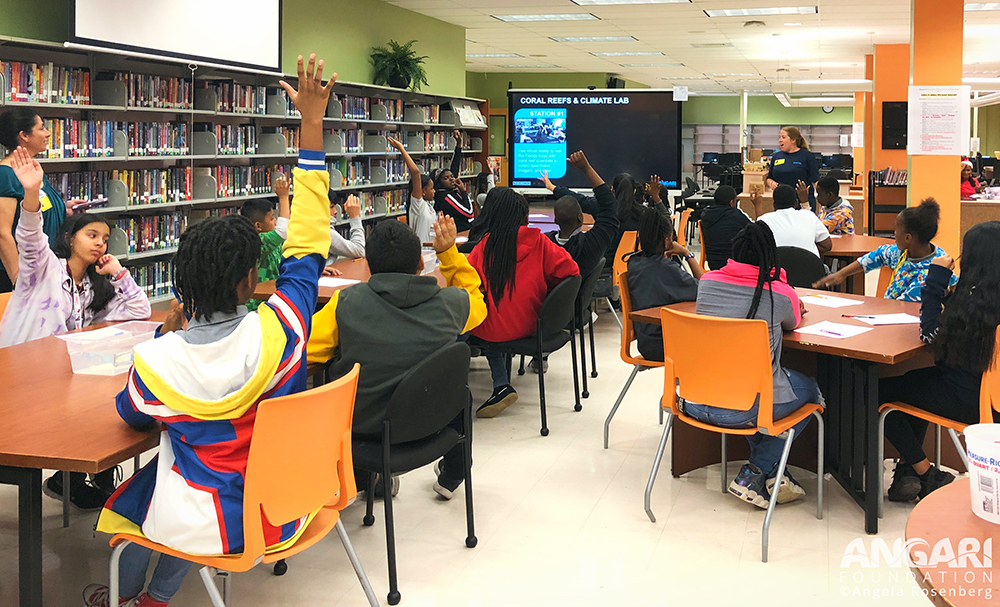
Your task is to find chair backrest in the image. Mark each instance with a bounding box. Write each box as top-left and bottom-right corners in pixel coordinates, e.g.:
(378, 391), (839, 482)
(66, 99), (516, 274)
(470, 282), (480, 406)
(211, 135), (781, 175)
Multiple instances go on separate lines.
(676, 208), (692, 246)
(612, 230), (637, 287)
(660, 308), (779, 429)
(776, 246), (827, 288)
(537, 274), (582, 339)
(576, 257), (606, 312)
(242, 363), (361, 559)
(385, 341), (471, 444)
(979, 326), (1000, 422)
(0, 291), (10, 322)
(698, 223), (706, 269)
(618, 271), (639, 363)
(876, 265), (893, 298)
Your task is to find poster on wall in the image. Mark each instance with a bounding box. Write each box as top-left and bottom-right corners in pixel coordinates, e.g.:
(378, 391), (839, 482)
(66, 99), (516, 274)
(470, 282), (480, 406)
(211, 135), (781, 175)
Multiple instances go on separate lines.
(906, 85), (971, 156)
(851, 121), (864, 148)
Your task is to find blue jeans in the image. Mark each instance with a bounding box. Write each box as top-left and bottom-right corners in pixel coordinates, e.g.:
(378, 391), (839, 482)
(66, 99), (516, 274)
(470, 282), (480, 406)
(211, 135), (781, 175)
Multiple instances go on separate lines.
(485, 350), (509, 389)
(118, 543), (192, 602)
(683, 369), (821, 477)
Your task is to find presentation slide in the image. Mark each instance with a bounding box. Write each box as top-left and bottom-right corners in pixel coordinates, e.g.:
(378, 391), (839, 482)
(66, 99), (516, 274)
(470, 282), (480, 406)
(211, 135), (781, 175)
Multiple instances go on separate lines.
(508, 90), (682, 191)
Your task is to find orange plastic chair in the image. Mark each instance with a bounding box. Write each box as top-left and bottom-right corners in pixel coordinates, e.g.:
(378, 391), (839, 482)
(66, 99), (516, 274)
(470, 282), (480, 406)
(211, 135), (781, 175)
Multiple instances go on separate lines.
(109, 365), (379, 607)
(603, 271), (665, 449)
(0, 291), (9, 322)
(698, 222), (707, 269)
(675, 208), (692, 247)
(876, 327), (1000, 517)
(646, 308), (825, 563)
(611, 230), (638, 288)
(875, 265), (893, 298)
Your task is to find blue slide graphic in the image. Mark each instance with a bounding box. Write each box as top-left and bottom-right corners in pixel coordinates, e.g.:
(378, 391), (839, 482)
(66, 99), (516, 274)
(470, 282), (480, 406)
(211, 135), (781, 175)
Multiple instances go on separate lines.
(513, 108), (567, 180)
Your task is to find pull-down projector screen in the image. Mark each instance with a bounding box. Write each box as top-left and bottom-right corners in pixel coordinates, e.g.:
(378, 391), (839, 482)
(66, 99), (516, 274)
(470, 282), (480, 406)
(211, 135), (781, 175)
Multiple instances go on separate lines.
(72, 0), (282, 71)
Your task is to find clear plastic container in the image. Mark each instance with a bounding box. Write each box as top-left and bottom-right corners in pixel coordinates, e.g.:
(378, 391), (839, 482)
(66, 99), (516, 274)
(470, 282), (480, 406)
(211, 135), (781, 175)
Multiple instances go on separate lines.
(60, 321), (161, 375)
(421, 247), (439, 275)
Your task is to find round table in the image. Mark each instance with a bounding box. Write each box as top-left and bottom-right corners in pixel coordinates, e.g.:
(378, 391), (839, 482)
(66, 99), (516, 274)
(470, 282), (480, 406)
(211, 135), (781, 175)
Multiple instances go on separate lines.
(905, 478), (999, 606)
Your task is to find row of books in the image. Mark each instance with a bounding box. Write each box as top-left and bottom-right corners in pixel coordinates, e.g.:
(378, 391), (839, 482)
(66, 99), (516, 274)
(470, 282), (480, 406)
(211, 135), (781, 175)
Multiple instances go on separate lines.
(207, 164), (291, 197)
(207, 82), (267, 114)
(374, 99), (404, 122)
(279, 126), (299, 154)
(109, 72), (192, 109)
(126, 122), (189, 156)
(873, 167), (907, 186)
(41, 119), (122, 158)
(128, 259), (174, 299)
(418, 104), (441, 124)
(117, 167), (193, 205)
(374, 159), (407, 183)
(213, 124), (257, 155)
(383, 188), (406, 214)
(420, 131), (452, 151)
(50, 171), (110, 205)
(113, 213), (188, 254)
(1, 60), (90, 104)
(340, 95), (370, 120)
(415, 156), (473, 175)
(268, 90), (301, 117)
(329, 160), (368, 187)
(328, 129), (363, 153)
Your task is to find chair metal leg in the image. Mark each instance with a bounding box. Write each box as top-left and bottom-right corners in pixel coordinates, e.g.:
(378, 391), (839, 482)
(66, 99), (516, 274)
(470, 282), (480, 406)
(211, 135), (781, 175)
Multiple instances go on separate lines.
(934, 425), (942, 469)
(645, 413), (674, 523)
(62, 470), (70, 528)
(219, 570), (232, 607)
(335, 519), (380, 607)
(363, 472), (376, 526)
(588, 306), (598, 378)
(505, 353), (512, 382)
(517, 354), (525, 377)
(762, 428), (796, 563)
(537, 342), (549, 437)
(947, 429), (969, 472)
(605, 298), (623, 330)
(462, 403), (478, 549)
(198, 566), (228, 607)
(382, 458), (400, 605)
(813, 411), (825, 521)
(720, 437), (728, 494)
(877, 409), (891, 519)
(109, 540), (129, 607)
(569, 325), (582, 412)
(578, 310), (589, 398)
(604, 364), (640, 449)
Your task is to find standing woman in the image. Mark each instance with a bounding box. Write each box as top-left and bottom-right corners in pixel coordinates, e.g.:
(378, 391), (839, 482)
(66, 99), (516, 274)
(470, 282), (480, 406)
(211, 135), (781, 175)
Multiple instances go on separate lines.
(0, 107), (83, 292)
(765, 126), (820, 212)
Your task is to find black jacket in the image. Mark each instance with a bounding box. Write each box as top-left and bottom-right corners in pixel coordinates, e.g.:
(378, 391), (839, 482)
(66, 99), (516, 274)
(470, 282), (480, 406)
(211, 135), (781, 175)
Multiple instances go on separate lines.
(700, 204), (751, 271)
(434, 144), (475, 232)
(920, 264), (983, 407)
(546, 183), (619, 278)
(626, 253), (699, 361)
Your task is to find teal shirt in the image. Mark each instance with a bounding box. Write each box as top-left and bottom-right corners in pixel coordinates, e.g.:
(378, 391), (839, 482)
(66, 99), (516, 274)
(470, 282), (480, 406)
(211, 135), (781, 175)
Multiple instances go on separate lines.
(0, 165), (67, 247)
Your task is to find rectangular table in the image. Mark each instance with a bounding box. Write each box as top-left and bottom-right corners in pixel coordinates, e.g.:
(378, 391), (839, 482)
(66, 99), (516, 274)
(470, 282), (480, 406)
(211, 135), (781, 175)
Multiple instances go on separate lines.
(1, 316), (164, 607)
(825, 235), (895, 295)
(630, 289), (928, 534)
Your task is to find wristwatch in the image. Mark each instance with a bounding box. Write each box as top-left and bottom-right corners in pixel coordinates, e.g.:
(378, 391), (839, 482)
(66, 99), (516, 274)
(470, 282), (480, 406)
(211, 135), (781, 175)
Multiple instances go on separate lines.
(684, 252), (696, 260)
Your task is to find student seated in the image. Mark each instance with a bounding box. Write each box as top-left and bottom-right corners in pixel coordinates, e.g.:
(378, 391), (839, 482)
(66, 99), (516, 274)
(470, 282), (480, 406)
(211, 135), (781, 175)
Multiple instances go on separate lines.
(700, 185), (751, 270)
(307, 214), (486, 498)
(689, 221), (820, 507)
(961, 160), (984, 198)
(323, 192), (366, 265)
(607, 174), (669, 267)
(880, 221), (1000, 502)
(390, 136), (436, 243)
(811, 177), (854, 235)
(814, 198), (957, 301)
(626, 205), (703, 362)
(85, 53), (335, 607)
(432, 130), (476, 232)
(467, 187), (579, 418)
(754, 184), (831, 258)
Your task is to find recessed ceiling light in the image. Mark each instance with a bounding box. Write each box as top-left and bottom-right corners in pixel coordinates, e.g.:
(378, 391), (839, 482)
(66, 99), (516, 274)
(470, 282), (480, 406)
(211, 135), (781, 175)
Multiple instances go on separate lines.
(571, 0), (690, 4)
(784, 22), (802, 26)
(963, 77), (1000, 83)
(798, 97), (854, 102)
(705, 72), (757, 77)
(499, 64), (561, 68)
(704, 6), (817, 17)
(660, 77), (711, 80)
(465, 53), (522, 58)
(550, 36), (637, 42)
(619, 63), (685, 67)
(529, 54), (548, 57)
(492, 13), (599, 21)
(965, 3), (1000, 10)
(793, 78), (871, 84)
(691, 43), (733, 48)
(591, 51), (665, 56)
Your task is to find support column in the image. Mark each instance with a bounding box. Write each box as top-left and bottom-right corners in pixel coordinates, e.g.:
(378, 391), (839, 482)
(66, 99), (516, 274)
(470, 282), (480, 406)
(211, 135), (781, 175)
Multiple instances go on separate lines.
(871, 44), (910, 236)
(739, 89), (748, 158)
(908, 0), (964, 256)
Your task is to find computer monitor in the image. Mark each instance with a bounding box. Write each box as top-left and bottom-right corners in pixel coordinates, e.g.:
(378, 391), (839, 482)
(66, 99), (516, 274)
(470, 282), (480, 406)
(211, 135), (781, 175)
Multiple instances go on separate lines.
(701, 152), (719, 163)
(822, 155), (840, 169)
(719, 152), (740, 165)
(837, 154), (854, 172)
(761, 148), (775, 157)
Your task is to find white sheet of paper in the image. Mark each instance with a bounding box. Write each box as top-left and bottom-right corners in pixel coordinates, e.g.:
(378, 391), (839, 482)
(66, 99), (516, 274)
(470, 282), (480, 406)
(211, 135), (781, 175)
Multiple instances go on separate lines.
(456, 236), (468, 243)
(528, 213), (550, 220)
(55, 326), (129, 341)
(795, 321), (873, 339)
(318, 276), (361, 288)
(852, 313), (921, 326)
(828, 234), (842, 239)
(799, 294), (865, 308)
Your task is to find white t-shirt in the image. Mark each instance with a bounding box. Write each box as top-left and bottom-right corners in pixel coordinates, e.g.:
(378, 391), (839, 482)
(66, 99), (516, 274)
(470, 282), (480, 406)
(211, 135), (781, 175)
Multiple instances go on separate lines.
(409, 195), (435, 242)
(758, 208), (830, 258)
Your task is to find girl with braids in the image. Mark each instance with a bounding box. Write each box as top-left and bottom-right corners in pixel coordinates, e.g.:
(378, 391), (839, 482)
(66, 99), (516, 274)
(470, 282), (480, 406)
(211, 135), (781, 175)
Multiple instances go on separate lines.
(625, 205), (702, 362)
(605, 173), (670, 274)
(468, 187), (579, 418)
(389, 135), (436, 242)
(688, 221), (821, 509)
(880, 221), (1000, 503)
(432, 129), (477, 232)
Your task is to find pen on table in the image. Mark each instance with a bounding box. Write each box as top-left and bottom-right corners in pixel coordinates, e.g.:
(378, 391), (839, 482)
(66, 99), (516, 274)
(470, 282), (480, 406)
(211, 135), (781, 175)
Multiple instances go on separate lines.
(819, 328), (844, 337)
(842, 314), (875, 319)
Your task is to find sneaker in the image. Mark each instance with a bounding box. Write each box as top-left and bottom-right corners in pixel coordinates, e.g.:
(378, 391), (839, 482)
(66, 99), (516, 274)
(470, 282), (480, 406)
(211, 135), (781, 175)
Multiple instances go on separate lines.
(372, 474), (400, 499)
(887, 461), (922, 502)
(432, 460), (462, 500)
(766, 470), (806, 504)
(529, 357), (548, 374)
(917, 465), (955, 499)
(82, 584), (152, 607)
(728, 463), (771, 509)
(476, 385), (518, 418)
(92, 466), (123, 501)
(42, 474), (108, 511)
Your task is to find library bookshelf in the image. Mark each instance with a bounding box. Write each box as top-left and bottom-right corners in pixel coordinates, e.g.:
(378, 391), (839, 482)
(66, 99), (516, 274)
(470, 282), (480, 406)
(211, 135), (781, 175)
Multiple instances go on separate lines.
(0, 38), (489, 304)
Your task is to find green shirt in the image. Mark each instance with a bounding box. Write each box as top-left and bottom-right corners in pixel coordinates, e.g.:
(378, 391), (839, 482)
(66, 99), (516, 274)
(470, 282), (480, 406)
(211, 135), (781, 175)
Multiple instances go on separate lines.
(247, 229), (285, 312)
(0, 166), (66, 246)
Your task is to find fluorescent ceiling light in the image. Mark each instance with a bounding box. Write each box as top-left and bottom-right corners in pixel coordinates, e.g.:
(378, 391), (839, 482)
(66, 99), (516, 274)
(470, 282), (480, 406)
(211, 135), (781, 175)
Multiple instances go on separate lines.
(660, 76), (710, 80)
(620, 63), (685, 67)
(691, 43), (733, 48)
(706, 72), (757, 77)
(704, 6), (817, 17)
(775, 93), (792, 107)
(550, 36), (637, 42)
(798, 97), (853, 102)
(466, 53), (522, 58)
(965, 3), (1000, 10)
(592, 51), (664, 56)
(493, 13), (599, 21)
(571, 0), (690, 4)
(499, 64), (561, 68)
(784, 22), (802, 26)
(793, 78), (871, 84)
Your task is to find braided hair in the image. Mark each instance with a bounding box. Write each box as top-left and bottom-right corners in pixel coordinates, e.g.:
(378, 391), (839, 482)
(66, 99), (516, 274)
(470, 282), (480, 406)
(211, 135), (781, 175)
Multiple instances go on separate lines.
(173, 215), (261, 321)
(615, 176), (644, 227)
(52, 214), (115, 313)
(731, 221), (781, 321)
(479, 187), (528, 307)
(635, 204), (673, 257)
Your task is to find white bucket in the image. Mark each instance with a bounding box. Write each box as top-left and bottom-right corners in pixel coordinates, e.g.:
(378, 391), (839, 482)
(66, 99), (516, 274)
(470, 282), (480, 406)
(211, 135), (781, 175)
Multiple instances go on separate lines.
(965, 423), (1000, 525)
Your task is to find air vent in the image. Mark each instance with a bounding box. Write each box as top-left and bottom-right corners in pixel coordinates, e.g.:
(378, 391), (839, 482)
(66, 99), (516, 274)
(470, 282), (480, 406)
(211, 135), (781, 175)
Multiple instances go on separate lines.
(744, 20), (767, 27)
(691, 43), (734, 48)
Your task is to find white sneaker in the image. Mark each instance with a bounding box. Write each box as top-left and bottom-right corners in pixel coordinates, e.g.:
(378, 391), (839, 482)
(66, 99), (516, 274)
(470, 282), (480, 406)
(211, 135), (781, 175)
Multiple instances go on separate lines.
(432, 460), (460, 500)
(766, 471), (806, 504)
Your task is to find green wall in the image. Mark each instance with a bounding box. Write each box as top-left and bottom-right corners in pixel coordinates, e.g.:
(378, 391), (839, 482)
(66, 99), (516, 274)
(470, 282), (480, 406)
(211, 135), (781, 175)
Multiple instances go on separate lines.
(0, 0), (467, 97)
(978, 104), (1000, 159)
(681, 95), (853, 125)
(467, 72), (608, 109)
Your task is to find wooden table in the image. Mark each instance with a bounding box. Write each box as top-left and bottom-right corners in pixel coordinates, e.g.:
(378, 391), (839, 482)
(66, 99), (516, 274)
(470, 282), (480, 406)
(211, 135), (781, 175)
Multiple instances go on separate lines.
(0, 315), (164, 607)
(253, 256), (447, 305)
(825, 235), (895, 294)
(630, 289), (929, 534)
(906, 479), (999, 606)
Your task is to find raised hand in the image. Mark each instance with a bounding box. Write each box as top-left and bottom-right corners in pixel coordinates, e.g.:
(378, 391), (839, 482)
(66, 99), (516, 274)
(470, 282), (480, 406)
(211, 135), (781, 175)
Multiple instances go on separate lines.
(161, 299), (186, 333)
(344, 194), (361, 219)
(795, 179), (809, 203)
(452, 129), (462, 143)
(540, 170), (555, 192)
(11, 146), (42, 192)
(931, 254), (955, 270)
(272, 173), (289, 198)
(567, 150), (590, 171)
(433, 212), (457, 253)
(95, 254), (123, 276)
(646, 174), (662, 202)
(386, 136), (405, 151)
(278, 54), (337, 122)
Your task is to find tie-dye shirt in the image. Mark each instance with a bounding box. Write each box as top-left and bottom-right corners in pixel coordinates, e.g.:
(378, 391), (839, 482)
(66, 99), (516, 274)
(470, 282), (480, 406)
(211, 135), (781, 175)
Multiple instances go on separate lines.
(858, 244), (958, 302)
(818, 198), (854, 235)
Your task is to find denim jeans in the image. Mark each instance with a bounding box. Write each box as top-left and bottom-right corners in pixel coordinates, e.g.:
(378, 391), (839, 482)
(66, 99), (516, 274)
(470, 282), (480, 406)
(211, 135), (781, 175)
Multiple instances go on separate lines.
(683, 368), (821, 477)
(118, 542), (192, 602)
(484, 350), (509, 389)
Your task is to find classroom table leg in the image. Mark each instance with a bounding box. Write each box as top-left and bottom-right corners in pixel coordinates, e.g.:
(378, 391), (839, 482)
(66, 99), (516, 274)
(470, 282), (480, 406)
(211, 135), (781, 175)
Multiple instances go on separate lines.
(0, 465), (43, 607)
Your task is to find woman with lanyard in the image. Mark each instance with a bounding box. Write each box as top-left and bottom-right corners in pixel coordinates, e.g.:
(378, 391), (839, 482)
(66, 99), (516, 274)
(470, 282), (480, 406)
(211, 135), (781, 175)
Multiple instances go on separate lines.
(0, 107), (87, 292)
(765, 126), (820, 212)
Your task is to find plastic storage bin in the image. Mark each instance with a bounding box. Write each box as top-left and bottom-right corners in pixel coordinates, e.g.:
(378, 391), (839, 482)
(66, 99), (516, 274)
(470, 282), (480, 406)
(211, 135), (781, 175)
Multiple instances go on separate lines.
(965, 423), (1000, 525)
(60, 321), (160, 375)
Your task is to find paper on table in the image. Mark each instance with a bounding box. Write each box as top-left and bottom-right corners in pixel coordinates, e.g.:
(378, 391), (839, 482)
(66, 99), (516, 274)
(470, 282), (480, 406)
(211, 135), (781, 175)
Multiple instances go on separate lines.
(850, 313), (920, 326)
(318, 276), (362, 288)
(795, 321), (873, 339)
(799, 294), (865, 308)
(55, 326), (129, 341)
(528, 213), (550, 220)
(828, 234), (842, 238)
(456, 236), (468, 243)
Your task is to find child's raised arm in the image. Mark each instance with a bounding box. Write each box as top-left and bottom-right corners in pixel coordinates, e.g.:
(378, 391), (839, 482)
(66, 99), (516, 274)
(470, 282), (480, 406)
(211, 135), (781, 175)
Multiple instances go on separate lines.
(388, 136), (422, 200)
(273, 172), (290, 219)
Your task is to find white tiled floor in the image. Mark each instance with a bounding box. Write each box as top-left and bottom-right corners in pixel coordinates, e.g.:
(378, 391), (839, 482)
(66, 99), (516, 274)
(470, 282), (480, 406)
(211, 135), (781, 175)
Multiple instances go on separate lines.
(1, 288), (938, 606)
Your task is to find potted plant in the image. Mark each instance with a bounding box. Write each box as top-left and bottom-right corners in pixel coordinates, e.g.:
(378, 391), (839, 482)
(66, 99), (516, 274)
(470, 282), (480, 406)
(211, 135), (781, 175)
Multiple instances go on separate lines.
(370, 39), (429, 91)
